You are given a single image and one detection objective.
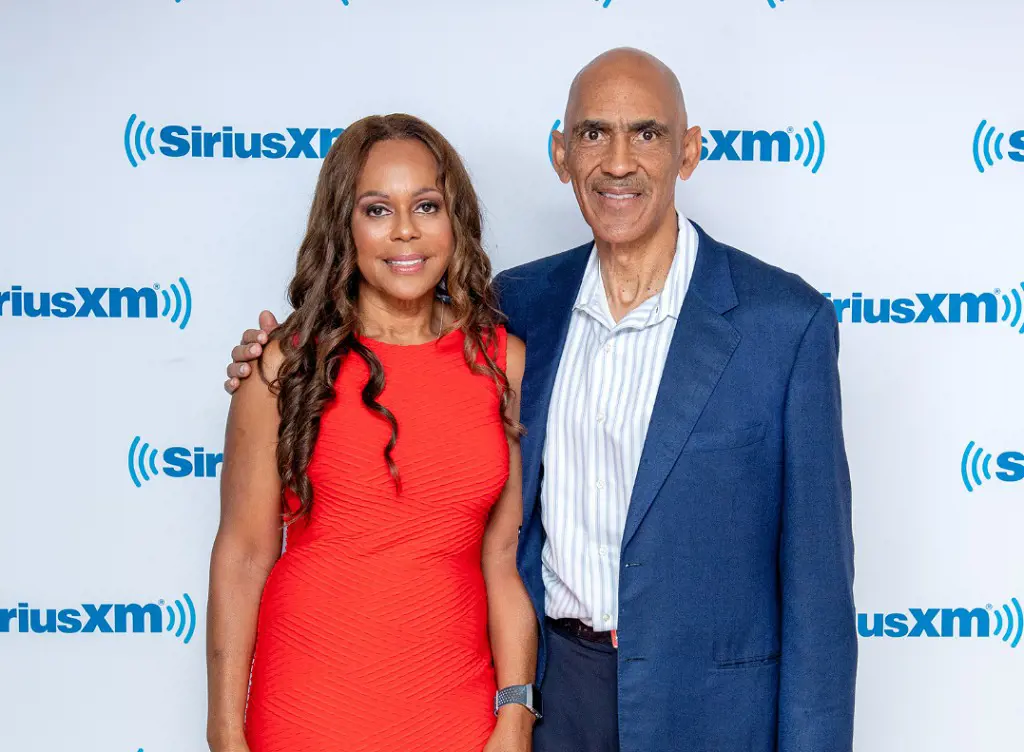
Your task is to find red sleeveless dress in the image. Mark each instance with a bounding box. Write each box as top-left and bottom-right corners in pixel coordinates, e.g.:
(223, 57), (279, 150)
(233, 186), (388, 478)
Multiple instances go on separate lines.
(245, 327), (509, 752)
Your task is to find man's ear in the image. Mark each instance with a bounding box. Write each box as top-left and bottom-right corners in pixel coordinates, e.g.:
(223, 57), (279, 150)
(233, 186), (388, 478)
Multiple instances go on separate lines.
(679, 125), (702, 181)
(551, 128), (572, 184)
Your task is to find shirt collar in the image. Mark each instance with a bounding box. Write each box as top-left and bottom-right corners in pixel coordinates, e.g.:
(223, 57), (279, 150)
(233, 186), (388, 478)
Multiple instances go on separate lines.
(573, 214), (698, 330)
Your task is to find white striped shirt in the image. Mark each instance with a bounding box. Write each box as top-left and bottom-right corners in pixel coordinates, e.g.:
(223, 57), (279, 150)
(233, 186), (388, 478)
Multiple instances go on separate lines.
(540, 217), (698, 630)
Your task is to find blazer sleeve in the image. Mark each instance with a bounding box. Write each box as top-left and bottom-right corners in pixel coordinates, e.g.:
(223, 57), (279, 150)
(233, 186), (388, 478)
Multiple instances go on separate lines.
(493, 270), (526, 341)
(778, 298), (857, 752)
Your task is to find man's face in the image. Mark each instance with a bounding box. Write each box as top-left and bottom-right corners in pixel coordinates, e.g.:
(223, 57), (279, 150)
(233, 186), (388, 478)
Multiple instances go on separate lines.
(552, 67), (701, 246)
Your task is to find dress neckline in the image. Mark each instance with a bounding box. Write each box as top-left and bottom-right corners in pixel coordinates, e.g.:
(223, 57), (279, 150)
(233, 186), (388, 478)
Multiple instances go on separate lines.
(356, 328), (461, 349)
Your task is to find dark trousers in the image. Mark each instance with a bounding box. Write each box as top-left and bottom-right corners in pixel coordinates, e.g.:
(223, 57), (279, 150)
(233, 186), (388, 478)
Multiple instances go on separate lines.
(533, 621), (620, 752)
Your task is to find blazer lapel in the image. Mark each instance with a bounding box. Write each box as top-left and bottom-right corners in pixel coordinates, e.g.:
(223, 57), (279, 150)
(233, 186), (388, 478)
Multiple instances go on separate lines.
(621, 225), (741, 550)
(519, 243), (592, 529)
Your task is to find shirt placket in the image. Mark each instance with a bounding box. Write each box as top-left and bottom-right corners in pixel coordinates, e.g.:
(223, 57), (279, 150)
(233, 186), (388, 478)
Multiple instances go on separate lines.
(589, 322), (619, 630)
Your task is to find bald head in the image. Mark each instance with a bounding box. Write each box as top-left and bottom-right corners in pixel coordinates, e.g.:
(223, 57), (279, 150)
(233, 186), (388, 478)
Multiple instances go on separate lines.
(566, 48), (687, 131)
(550, 47), (702, 250)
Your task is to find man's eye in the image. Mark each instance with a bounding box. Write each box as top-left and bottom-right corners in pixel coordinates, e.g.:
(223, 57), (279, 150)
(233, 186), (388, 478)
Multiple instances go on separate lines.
(641, 130), (657, 141)
(585, 130), (601, 141)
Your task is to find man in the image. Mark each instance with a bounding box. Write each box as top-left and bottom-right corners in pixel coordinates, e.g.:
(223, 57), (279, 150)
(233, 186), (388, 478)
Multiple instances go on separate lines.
(226, 48), (856, 752)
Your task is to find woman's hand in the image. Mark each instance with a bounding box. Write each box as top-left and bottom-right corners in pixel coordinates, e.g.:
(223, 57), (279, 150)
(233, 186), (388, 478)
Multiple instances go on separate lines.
(483, 706), (535, 752)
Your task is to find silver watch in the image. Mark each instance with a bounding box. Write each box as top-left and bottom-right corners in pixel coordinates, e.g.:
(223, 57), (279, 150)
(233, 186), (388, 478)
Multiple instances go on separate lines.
(494, 683), (543, 719)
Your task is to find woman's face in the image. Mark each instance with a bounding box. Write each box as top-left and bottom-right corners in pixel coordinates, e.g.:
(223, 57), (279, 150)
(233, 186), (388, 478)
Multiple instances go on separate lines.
(351, 138), (454, 304)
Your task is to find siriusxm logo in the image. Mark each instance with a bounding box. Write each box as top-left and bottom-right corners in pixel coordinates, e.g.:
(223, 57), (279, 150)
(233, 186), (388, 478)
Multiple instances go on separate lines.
(124, 114), (346, 168)
(700, 122), (825, 173)
(1, 594), (196, 644)
(961, 441), (1024, 492)
(545, 119), (825, 173)
(128, 436), (223, 488)
(824, 284), (1024, 331)
(972, 120), (1024, 174)
(0, 278), (192, 329)
(858, 598), (1023, 649)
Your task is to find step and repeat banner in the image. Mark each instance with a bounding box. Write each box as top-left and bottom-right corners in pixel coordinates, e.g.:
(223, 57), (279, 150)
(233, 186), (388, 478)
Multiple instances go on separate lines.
(1, 0), (1021, 750)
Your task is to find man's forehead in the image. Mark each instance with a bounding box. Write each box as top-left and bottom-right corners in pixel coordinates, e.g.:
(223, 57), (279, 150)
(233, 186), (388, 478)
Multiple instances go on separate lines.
(568, 69), (680, 127)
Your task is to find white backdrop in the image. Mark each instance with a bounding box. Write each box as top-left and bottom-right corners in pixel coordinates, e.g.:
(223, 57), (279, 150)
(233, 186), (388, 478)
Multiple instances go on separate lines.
(1, 1), (1022, 750)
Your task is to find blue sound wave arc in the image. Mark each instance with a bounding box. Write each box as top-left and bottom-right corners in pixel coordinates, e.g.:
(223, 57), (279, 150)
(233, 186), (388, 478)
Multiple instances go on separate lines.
(802, 127), (815, 169)
(973, 120), (1006, 174)
(175, 599), (187, 638)
(794, 133), (804, 161)
(971, 446), (984, 488)
(548, 119), (561, 167)
(811, 121), (825, 173)
(961, 441), (976, 492)
(982, 452), (991, 480)
(1014, 285), (1024, 333)
(973, 120), (988, 173)
(184, 593), (196, 644)
(135, 120), (148, 164)
(171, 284), (182, 324)
(142, 442), (153, 483)
(148, 447), (158, 477)
(1012, 598), (1023, 648)
(125, 114), (140, 168)
(178, 277), (192, 330)
(164, 594), (196, 644)
(995, 608), (1004, 636)
(159, 278), (192, 330)
(1001, 604), (1013, 643)
(129, 436), (142, 487)
(983, 126), (996, 167)
(124, 114), (157, 168)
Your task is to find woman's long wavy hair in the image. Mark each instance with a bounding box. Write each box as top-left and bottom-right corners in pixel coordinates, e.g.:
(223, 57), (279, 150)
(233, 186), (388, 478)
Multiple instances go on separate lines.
(265, 113), (517, 525)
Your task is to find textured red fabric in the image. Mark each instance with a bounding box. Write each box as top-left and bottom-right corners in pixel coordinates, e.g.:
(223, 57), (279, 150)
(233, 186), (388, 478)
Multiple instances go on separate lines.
(246, 327), (509, 752)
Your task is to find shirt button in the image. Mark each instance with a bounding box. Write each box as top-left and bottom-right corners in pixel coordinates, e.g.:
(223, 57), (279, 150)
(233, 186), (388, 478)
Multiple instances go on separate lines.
(599, 545), (608, 557)
(596, 479), (606, 490)
(602, 614), (611, 623)
(596, 412), (606, 423)
(604, 342), (613, 354)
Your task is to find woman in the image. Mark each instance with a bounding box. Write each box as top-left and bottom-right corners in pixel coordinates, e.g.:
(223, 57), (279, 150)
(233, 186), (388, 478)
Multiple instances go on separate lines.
(206, 114), (537, 752)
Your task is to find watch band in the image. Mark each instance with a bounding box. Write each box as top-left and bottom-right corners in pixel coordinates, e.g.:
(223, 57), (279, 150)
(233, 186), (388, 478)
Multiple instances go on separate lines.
(494, 683), (543, 719)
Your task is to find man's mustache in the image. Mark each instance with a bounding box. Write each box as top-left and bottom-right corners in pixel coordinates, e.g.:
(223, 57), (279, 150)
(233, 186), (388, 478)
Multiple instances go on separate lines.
(591, 180), (646, 193)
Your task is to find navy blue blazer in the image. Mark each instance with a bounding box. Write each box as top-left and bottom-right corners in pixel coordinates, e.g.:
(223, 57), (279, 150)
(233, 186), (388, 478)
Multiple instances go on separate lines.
(494, 223), (856, 752)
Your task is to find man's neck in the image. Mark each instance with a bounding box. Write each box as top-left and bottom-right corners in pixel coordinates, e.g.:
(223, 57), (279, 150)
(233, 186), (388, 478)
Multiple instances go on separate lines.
(594, 213), (679, 323)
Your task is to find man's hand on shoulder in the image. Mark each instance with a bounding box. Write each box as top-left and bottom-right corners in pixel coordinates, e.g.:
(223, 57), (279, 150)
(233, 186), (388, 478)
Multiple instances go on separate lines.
(224, 310), (280, 394)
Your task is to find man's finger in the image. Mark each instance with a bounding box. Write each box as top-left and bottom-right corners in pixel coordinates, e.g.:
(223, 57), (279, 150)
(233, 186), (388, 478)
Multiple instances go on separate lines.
(224, 378), (239, 394)
(259, 310), (280, 334)
(241, 328), (265, 346)
(231, 342), (262, 363)
(227, 362), (251, 380)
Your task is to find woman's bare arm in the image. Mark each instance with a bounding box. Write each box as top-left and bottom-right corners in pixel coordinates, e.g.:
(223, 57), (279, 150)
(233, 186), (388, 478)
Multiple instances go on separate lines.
(206, 340), (285, 751)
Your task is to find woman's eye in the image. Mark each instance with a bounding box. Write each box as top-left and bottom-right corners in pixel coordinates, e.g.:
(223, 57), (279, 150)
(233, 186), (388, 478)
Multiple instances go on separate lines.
(416, 201), (440, 214)
(366, 205), (389, 217)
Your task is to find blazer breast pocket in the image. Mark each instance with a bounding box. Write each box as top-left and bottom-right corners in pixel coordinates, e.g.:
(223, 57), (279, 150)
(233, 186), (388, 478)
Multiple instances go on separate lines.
(683, 422), (767, 453)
